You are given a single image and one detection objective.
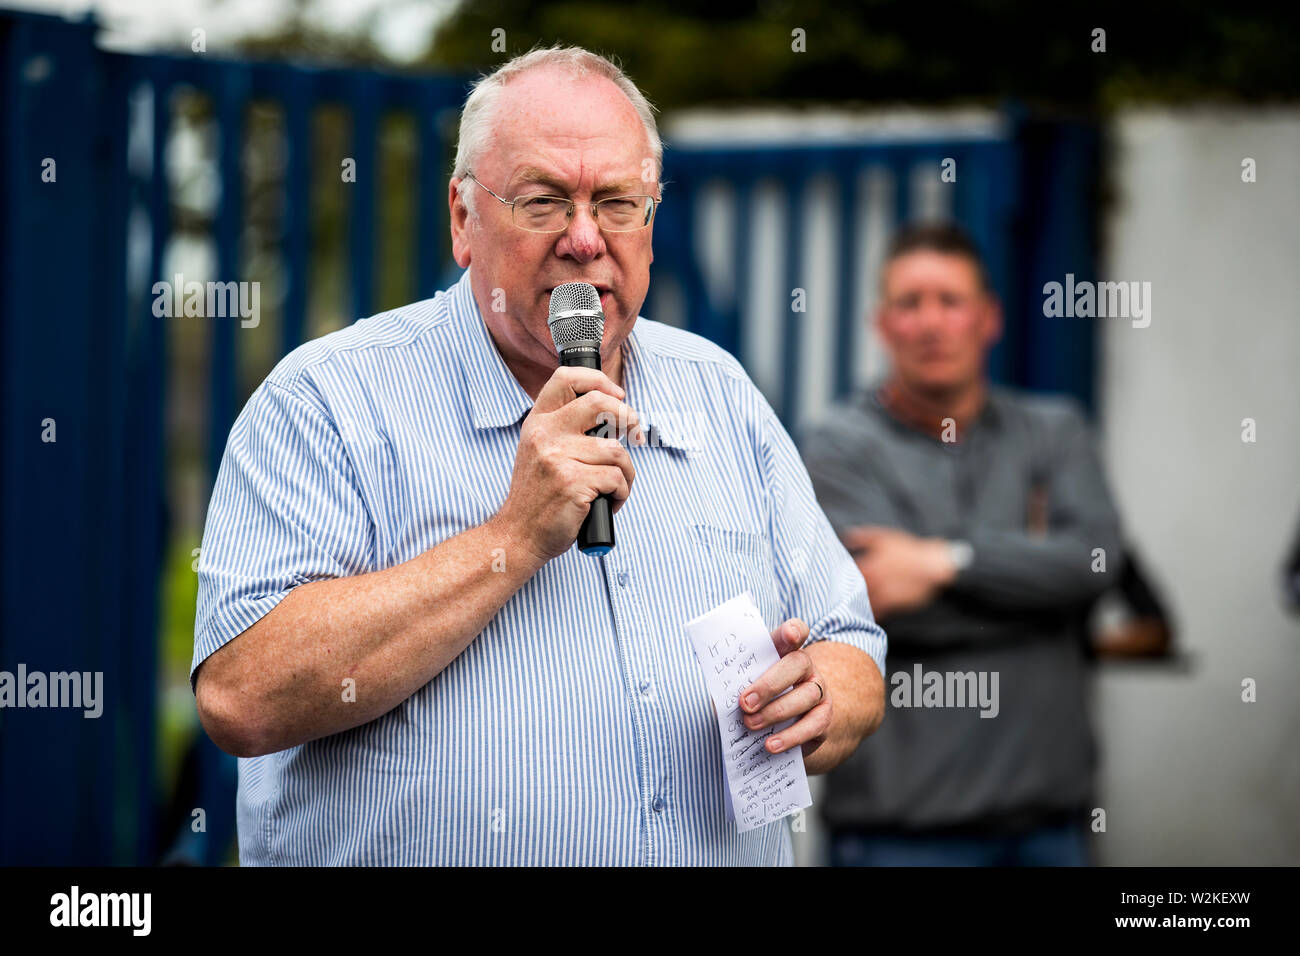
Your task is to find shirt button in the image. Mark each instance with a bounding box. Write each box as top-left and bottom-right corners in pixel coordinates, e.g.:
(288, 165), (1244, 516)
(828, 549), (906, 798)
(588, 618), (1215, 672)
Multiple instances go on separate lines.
(639, 678), (651, 694)
(652, 796), (665, 813)
(617, 571), (629, 587)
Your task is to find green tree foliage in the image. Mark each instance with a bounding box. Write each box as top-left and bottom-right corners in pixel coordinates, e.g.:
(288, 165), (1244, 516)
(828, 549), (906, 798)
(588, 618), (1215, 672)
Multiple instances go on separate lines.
(418, 0), (1300, 110)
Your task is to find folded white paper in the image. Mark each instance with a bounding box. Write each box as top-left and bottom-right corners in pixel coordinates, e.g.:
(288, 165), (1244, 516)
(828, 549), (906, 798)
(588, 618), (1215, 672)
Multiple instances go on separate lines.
(685, 591), (813, 833)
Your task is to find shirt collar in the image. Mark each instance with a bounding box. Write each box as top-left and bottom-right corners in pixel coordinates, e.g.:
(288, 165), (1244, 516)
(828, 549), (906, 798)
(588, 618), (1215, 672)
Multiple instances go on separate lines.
(450, 269), (535, 429)
(870, 376), (1000, 440)
(450, 268), (699, 453)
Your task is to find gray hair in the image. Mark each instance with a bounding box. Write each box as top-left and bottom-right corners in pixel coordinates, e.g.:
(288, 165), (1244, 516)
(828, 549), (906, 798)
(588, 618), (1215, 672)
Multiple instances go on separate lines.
(452, 44), (663, 216)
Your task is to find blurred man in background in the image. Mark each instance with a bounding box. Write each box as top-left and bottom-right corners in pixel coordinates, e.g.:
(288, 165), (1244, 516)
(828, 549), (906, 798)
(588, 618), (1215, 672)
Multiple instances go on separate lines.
(801, 222), (1127, 866)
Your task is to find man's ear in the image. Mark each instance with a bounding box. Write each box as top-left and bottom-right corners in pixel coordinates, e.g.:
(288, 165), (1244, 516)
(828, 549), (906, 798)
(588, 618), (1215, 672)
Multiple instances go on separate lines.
(982, 293), (1004, 348)
(449, 179), (472, 268)
(872, 302), (891, 349)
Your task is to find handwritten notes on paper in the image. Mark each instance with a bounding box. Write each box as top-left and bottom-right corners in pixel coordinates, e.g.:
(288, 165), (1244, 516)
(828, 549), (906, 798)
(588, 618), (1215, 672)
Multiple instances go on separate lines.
(685, 592), (813, 833)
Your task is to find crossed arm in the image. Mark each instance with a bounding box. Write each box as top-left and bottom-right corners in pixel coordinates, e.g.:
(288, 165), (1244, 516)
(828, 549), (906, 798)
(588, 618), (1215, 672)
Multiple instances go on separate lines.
(806, 402), (1124, 639)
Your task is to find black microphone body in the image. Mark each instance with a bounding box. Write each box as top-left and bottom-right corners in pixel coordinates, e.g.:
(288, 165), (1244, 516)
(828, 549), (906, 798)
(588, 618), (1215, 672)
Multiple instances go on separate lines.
(548, 282), (615, 556)
(559, 345), (616, 556)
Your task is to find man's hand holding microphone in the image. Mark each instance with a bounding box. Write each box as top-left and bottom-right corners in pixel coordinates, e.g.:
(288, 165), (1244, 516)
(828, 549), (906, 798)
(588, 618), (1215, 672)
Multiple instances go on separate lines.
(494, 364), (644, 563)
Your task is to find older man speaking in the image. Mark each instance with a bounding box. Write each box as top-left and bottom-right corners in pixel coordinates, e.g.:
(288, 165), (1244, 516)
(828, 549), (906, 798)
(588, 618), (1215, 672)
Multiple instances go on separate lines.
(191, 46), (886, 866)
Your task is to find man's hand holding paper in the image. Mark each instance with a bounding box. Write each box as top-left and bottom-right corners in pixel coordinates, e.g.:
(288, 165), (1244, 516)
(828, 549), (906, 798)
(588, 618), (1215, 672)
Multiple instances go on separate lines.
(739, 618), (832, 761)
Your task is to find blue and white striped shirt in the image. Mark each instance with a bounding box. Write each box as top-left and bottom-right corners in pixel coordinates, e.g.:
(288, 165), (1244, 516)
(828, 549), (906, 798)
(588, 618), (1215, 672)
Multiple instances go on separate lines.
(193, 267), (886, 865)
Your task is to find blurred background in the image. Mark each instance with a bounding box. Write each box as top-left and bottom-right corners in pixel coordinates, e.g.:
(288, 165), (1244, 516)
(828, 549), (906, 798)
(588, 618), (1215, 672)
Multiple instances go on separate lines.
(1, 0), (1297, 866)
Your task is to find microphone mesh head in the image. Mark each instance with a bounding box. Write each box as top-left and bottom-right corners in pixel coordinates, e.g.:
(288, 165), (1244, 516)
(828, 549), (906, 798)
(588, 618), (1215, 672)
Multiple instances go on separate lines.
(548, 282), (605, 351)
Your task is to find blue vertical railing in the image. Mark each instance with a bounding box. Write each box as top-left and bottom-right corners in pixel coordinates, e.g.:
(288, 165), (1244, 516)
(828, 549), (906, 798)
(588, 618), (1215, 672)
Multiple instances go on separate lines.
(282, 70), (312, 356)
(1, 9), (133, 866)
(110, 52), (469, 498)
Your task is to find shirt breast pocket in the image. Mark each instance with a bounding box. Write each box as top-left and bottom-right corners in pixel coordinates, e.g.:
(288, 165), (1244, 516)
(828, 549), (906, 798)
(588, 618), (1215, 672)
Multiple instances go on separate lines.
(689, 523), (781, 631)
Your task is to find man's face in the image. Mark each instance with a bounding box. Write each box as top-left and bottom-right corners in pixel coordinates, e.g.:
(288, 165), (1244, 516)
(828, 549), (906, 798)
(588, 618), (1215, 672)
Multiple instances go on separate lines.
(875, 250), (1001, 392)
(449, 68), (657, 373)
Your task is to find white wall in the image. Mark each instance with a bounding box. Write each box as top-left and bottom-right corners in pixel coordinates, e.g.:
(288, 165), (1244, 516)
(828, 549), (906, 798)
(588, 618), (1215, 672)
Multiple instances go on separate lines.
(1097, 108), (1300, 864)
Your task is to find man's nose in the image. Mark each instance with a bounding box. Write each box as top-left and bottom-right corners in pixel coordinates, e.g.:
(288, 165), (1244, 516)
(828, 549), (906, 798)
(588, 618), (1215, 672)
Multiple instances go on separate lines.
(555, 203), (606, 262)
(915, 296), (947, 332)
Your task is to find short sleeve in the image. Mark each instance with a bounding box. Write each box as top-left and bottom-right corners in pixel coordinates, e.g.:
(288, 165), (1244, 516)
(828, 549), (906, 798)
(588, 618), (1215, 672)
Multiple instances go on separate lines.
(760, 404), (888, 679)
(191, 380), (375, 693)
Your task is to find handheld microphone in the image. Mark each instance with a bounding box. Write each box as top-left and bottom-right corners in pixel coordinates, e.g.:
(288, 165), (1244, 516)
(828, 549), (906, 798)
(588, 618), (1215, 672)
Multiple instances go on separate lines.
(548, 282), (615, 556)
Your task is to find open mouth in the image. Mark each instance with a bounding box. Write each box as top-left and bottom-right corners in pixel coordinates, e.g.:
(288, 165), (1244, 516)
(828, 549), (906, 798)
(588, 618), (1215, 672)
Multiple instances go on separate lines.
(545, 284), (614, 309)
